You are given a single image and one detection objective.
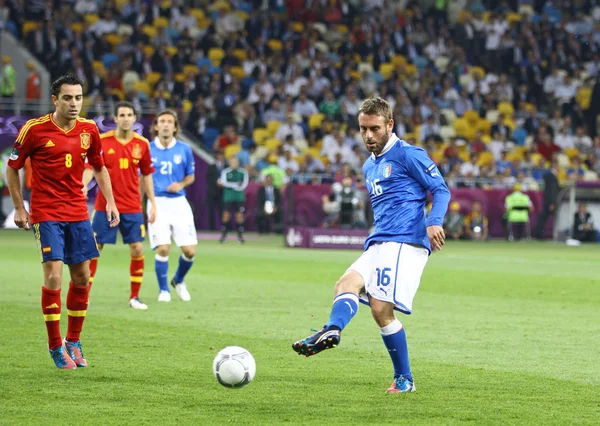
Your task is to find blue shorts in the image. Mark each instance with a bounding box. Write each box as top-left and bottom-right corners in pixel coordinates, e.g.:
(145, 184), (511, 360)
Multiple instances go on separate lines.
(92, 211), (145, 245)
(33, 220), (100, 265)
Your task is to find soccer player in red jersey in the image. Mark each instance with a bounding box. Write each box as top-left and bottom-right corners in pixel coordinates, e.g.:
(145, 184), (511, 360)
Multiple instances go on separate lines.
(83, 101), (157, 310)
(5, 73), (120, 370)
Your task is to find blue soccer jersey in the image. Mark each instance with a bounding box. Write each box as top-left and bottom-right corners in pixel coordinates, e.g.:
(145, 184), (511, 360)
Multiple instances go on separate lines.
(150, 138), (195, 197)
(363, 134), (450, 253)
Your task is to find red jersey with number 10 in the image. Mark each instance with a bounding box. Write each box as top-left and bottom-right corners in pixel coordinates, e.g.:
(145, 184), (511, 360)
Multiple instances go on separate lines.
(7, 114), (104, 223)
(94, 130), (154, 214)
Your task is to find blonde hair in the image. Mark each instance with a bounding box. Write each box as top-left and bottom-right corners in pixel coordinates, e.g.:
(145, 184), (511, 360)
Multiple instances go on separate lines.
(357, 97), (393, 122)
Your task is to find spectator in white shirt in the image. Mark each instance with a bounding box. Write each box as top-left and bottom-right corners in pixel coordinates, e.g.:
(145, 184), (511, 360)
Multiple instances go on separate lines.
(247, 72), (275, 104)
(419, 115), (440, 141)
(293, 92), (318, 121)
(572, 126), (593, 154)
(275, 114), (306, 142)
(460, 153), (481, 177)
(342, 90), (362, 116)
(278, 150), (300, 173)
(543, 68), (563, 98)
(89, 10), (118, 37)
(285, 70), (308, 98)
(554, 75), (578, 106)
(75, 0), (98, 15)
(554, 123), (575, 150)
(323, 132), (354, 164)
(281, 134), (299, 157)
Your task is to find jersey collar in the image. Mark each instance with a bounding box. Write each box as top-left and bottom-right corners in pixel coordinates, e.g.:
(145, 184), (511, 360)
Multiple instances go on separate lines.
(153, 137), (177, 150)
(371, 133), (399, 160)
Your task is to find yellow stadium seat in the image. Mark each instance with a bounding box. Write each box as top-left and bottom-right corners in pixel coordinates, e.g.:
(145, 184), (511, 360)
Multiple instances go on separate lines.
(142, 46), (155, 59)
(84, 14), (99, 25)
(252, 128), (270, 144)
(305, 147), (321, 159)
(115, 0), (128, 11)
(189, 8), (205, 20)
(166, 46), (179, 56)
(336, 24), (348, 34)
(111, 88), (125, 100)
(264, 138), (282, 151)
(576, 87), (592, 110)
(183, 99), (193, 113)
(453, 118), (468, 136)
(22, 21), (38, 36)
(506, 12), (522, 23)
(175, 73), (186, 83)
(507, 151), (523, 161)
(530, 153), (544, 166)
(268, 39), (283, 51)
(71, 22), (84, 34)
(233, 49), (247, 61)
(470, 66), (485, 78)
(463, 110), (479, 125)
(183, 64), (199, 75)
(477, 119), (492, 135)
(104, 33), (122, 46)
(405, 64), (418, 75)
(481, 134), (492, 144)
(291, 22), (304, 32)
(379, 63), (394, 80)
(349, 70), (362, 80)
(153, 17), (169, 29)
(431, 150), (444, 163)
(224, 144), (242, 159)
(266, 120), (281, 136)
(146, 72), (162, 86)
(236, 11), (249, 21)
(211, 0), (230, 12)
(230, 66), (245, 80)
(497, 102), (515, 118)
(308, 113), (325, 130)
(503, 118), (516, 131)
(477, 152), (494, 167)
(483, 11), (491, 22)
(564, 147), (580, 159)
(197, 18), (212, 29)
(208, 48), (225, 66)
(459, 151), (470, 162)
(133, 81), (150, 96)
(391, 55), (407, 67)
(142, 25), (157, 38)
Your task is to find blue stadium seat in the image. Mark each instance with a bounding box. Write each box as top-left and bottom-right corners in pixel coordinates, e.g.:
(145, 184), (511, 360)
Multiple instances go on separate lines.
(196, 57), (212, 68)
(102, 53), (119, 69)
(203, 127), (220, 149)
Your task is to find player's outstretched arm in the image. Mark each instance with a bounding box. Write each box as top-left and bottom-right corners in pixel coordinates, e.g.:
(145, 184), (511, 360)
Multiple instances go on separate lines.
(142, 174), (157, 223)
(93, 166), (120, 227)
(6, 166), (30, 230)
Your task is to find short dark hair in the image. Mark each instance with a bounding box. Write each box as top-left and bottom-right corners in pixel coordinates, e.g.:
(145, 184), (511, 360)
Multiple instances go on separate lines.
(114, 101), (137, 117)
(152, 109), (180, 137)
(51, 73), (84, 98)
(358, 97), (392, 122)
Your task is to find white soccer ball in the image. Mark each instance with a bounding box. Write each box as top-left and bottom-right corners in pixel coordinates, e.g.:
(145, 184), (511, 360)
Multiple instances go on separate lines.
(212, 346), (256, 388)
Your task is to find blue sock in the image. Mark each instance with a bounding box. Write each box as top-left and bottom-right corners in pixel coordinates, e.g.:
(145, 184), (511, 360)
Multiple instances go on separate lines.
(381, 320), (412, 381)
(155, 254), (169, 291)
(173, 254), (194, 284)
(325, 292), (359, 331)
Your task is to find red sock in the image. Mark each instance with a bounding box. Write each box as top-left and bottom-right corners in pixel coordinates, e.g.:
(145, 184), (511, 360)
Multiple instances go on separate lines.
(89, 258), (98, 290)
(41, 286), (62, 350)
(130, 255), (144, 299)
(66, 282), (90, 342)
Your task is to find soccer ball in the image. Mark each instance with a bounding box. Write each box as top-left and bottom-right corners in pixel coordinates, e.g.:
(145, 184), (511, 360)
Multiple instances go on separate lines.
(212, 346), (256, 388)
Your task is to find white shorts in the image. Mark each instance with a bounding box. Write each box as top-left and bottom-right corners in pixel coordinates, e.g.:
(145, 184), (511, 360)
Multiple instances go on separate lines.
(348, 242), (429, 314)
(147, 196), (198, 249)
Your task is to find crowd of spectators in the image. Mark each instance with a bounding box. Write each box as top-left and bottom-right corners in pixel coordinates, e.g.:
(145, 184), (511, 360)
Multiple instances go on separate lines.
(2, 0), (600, 191)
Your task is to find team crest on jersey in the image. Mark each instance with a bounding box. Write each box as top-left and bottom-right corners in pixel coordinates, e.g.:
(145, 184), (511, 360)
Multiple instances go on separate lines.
(132, 144), (142, 159)
(173, 154), (182, 164)
(80, 133), (91, 149)
(382, 164), (392, 178)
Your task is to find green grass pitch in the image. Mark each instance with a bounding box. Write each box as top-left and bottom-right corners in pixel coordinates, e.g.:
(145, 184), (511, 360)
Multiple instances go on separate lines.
(0, 230), (598, 425)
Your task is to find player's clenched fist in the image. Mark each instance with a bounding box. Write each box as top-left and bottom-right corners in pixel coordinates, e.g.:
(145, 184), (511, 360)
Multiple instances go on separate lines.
(427, 225), (445, 251)
(14, 207), (31, 230)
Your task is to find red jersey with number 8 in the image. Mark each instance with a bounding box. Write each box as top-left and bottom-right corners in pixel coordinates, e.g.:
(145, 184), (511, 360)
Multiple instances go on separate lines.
(93, 130), (154, 214)
(7, 114), (104, 223)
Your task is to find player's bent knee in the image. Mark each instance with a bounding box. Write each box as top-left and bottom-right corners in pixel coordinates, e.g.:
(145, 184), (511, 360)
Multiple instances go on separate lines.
(182, 246), (195, 258)
(156, 245), (170, 257)
(370, 299), (396, 327)
(130, 242), (144, 257)
(334, 270), (364, 295)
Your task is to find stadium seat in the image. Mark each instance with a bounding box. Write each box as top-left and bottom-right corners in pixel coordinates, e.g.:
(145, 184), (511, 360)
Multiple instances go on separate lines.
(22, 21), (37, 36)
(481, 134), (492, 144)
(84, 14), (100, 25)
(305, 147), (321, 159)
(252, 128), (270, 144)
(196, 57), (212, 68)
(463, 110), (479, 125)
(189, 8), (205, 20)
(458, 73), (473, 88)
(264, 138), (282, 151)
(477, 152), (494, 167)
(308, 113), (325, 130)
(104, 33), (122, 47)
(512, 128), (528, 146)
(153, 17), (169, 28)
(133, 81), (150, 96)
(208, 48), (225, 66)
(102, 53), (119, 69)
(358, 62), (373, 74)
(266, 121), (281, 136)
(391, 55), (407, 68)
(143, 45), (156, 56)
(470, 66), (485, 78)
(336, 24), (348, 34)
(583, 170), (598, 181)
(166, 46), (179, 56)
(497, 102), (515, 118)
(291, 22), (304, 32)
(506, 12), (522, 23)
(485, 109), (500, 124)
(71, 22), (85, 34)
(230, 66), (246, 80)
(439, 125), (456, 141)
(233, 49), (247, 61)
(441, 108), (457, 124)
(453, 118), (468, 136)
(203, 127), (220, 148)
(379, 63), (394, 80)
(564, 147), (580, 159)
(434, 56), (450, 72)
(224, 144), (242, 159)
(183, 64), (199, 75)
(197, 18), (212, 29)
(142, 25), (158, 38)
(477, 119), (492, 135)
(576, 87), (592, 110)
(236, 11), (249, 21)
(268, 40), (283, 51)
(183, 99), (193, 113)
